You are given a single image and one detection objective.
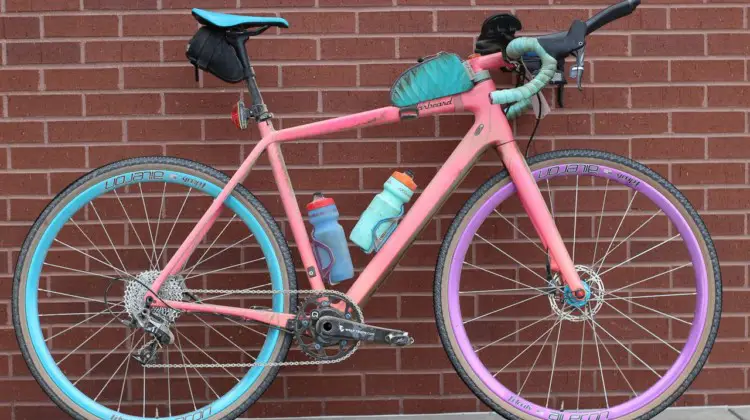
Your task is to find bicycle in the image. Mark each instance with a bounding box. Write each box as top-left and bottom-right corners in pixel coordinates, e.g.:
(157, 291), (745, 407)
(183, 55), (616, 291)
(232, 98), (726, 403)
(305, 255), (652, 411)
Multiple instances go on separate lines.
(13, 0), (721, 419)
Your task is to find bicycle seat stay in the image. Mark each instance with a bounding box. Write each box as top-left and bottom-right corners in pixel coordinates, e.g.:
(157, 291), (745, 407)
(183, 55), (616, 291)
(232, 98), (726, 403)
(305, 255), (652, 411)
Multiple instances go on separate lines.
(191, 8), (289, 29)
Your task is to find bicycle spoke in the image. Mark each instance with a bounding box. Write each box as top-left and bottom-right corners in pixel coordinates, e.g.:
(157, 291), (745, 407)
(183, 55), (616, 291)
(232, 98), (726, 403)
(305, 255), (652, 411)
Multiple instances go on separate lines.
(465, 293), (546, 324)
(138, 184), (158, 271)
(603, 301), (679, 353)
(142, 363), (146, 418)
(589, 314), (609, 408)
(90, 202), (128, 274)
(155, 188), (193, 264)
(56, 314), (124, 365)
(174, 331), (222, 399)
(174, 332), (198, 410)
(175, 329), (240, 381)
(598, 234), (680, 277)
(53, 239), (130, 278)
(462, 262), (556, 295)
(39, 288), (124, 308)
(582, 312), (639, 400)
(475, 234), (547, 282)
(70, 218), (118, 274)
(476, 312), (557, 353)
(495, 313), (568, 376)
(601, 291), (696, 301)
(183, 256), (266, 281)
(75, 328), (138, 386)
(460, 286), (550, 295)
(117, 334), (141, 412)
(43, 262), (118, 280)
(518, 314), (558, 394)
(596, 191), (638, 273)
(182, 214), (238, 280)
(545, 305), (565, 407)
(192, 314), (257, 361)
(571, 176), (579, 263)
(595, 209), (662, 271)
(607, 263), (691, 295)
(591, 179), (609, 267)
(612, 296), (692, 325)
(576, 319), (585, 410)
(166, 344), (172, 416)
(113, 189), (153, 268)
(183, 230), (254, 280)
(588, 317), (662, 378)
(493, 210), (546, 255)
(546, 179), (555, 220)
(223, 316), (268, 338)
(45, 308), (122, 342)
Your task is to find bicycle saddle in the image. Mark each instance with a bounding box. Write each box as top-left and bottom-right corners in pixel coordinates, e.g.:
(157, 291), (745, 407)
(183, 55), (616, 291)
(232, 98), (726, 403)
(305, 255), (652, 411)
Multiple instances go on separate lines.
(191, 8), (289, 29)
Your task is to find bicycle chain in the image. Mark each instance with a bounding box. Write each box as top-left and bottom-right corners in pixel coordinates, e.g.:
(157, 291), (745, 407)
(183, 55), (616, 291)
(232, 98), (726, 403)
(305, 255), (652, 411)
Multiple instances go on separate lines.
(144, 288), (363, 369)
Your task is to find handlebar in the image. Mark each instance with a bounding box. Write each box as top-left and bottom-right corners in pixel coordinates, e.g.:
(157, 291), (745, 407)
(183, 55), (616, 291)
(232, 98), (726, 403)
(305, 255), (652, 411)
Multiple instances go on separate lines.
(490, 0), (640, 118)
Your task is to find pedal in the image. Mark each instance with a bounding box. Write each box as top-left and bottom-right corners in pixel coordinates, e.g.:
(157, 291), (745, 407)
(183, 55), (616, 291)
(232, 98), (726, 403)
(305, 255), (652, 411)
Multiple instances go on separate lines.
(316, 316), (415, 347)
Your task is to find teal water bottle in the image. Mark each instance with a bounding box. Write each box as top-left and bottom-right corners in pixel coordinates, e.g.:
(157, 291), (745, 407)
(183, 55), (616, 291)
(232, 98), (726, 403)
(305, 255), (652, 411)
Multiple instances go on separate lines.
(307, 193), (355, 284)
(349, 170), (417, 254)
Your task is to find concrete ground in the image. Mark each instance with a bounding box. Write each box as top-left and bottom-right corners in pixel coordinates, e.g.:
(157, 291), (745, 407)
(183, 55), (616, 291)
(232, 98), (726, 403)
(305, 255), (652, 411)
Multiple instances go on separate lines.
(257, 405), (750, 420)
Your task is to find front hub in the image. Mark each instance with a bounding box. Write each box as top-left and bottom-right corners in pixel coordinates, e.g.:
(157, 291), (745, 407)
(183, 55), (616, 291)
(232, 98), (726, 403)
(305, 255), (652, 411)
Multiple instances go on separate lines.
(548, 265), (604, 322)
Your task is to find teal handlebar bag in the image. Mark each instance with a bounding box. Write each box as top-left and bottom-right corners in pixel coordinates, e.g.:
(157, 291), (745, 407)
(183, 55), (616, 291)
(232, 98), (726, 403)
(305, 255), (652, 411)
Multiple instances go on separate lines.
(390, 52), (475, 108)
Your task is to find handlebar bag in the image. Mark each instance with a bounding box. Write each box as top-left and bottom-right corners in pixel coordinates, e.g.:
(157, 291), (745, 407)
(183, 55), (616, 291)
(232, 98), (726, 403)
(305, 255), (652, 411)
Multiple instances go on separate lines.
(390, 52), (474, 108)
(186, 26), (246, 83)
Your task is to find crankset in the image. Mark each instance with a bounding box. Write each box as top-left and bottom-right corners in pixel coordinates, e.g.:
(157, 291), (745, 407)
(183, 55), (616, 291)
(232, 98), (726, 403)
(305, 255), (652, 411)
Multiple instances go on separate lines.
(315, 316), (414, 346)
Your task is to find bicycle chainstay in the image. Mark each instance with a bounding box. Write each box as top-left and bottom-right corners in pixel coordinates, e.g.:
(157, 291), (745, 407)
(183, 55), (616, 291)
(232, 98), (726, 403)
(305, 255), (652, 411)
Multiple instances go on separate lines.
(144, 289), (364, 369)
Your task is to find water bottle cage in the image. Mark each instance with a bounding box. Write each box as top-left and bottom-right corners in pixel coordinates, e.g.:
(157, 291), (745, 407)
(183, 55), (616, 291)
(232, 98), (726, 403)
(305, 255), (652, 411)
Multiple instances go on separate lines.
(367, 206), (405, 254)
(310, 229), (336, 283)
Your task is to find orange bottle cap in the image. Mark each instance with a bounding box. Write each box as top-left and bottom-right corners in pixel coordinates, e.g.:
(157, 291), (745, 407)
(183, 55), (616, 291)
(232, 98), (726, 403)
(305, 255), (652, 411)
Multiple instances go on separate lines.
(392, 171), (417, 191)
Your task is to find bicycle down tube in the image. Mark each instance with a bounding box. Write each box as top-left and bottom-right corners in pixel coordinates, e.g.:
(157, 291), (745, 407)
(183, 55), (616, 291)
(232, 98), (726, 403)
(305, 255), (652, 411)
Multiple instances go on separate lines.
(148, 52), (586, 327)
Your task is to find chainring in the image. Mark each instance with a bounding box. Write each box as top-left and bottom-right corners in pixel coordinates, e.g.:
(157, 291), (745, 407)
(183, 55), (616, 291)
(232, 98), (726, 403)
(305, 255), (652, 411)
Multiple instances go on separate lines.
(294, 292), (363, 361)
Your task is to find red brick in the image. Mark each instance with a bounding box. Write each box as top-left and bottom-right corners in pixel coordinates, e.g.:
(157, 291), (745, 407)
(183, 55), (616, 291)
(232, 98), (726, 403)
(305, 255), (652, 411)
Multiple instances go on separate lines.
(360, 63), (410, 87)
(605, 7), (667, 30)
(359, 11), (433, 33)
(282, 65), (356, 87)
(11, 146), (85, 169)
(673, 163), (745, 185)
(84, 0), (156, 8)
(128, 119), (201, 142)
(708, 86), (750, 107)
(49, 120), (122, 143)
(632, 137), (705, 160)
(85, 41), (160, 63)
(321, 38), (395, 60)
(124, 67), (195, 89)
(287, 375), (362, 397)
(366, 373), (440, 396)
(563, 87), (628, 109)
(437, 10), (500, 32)
(6, 42), (81, 65)
(0, 173), (47, 195)
(708, 34), (750, 55)
(45, 68), (119, 91)
(0, 122), (44, 144)
(165, 144), (240, 166)
(708, 137), (750, 159)
(123, 14), (197, 36)
(325, 399), (400, 415)
(319, 0), (388, 5)
(0, 70), (38, 92)
(163, 0), (231, 7)
(632, 34), (705, 56)
(399, 37), (474, 59)
(515, 8), (585, 31)
(586, 34), (629, 56)
(284, 12), (355, 34)
(8, 95), (82, 117)
(44, 15), (119, 37)
(631, 86), (705, 109)
(0, 16), (40, 39)
(672, 59), (745, 82)
(6, 0), (78, 11)
(246, 39), (317, 61)
(673, 112), (745, 134)
(86, 93), (161, 116)
(89, 144), (163, 167)
(322, 90), (387, 113)
(672, 7), (744, 29)
(595, 113), (668, 135)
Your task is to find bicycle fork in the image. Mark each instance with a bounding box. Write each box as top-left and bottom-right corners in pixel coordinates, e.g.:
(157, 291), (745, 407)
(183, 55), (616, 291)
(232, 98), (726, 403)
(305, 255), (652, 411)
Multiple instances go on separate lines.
(496, 140), (588, 300)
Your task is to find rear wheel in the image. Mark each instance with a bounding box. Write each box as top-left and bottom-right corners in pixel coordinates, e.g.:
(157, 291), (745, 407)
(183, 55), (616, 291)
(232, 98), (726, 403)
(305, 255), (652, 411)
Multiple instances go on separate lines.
(435, 150), (721, 419)
(13, 156), (296, 419)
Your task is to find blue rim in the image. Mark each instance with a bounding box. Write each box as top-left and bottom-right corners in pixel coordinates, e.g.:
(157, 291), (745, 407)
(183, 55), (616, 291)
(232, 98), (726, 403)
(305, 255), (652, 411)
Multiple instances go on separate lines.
(24, 169), (284, 419)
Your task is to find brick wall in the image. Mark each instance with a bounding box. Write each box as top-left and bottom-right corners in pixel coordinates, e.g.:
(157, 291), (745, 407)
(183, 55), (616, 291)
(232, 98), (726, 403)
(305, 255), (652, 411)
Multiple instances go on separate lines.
(1, 0), (749, 418)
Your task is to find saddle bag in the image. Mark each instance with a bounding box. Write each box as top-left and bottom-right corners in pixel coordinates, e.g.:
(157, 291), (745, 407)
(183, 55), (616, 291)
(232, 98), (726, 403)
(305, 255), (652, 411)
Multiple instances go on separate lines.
(390, 52), (474, 108)
(186, 26), (246, 83)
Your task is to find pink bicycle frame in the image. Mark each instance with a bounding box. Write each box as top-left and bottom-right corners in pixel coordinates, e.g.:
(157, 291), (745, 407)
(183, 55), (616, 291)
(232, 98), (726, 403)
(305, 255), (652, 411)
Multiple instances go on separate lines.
(148, 52), (585, 328)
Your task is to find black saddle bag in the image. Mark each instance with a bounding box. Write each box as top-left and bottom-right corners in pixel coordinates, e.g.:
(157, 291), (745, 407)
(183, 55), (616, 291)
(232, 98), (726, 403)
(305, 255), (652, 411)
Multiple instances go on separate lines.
(186, 26), (246, 83)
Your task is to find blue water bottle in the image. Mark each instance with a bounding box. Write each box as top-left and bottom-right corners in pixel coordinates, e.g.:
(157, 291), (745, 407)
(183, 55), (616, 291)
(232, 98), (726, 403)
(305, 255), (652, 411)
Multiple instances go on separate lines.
(349, 170), (417, 254)
(307, 193), (355, 284)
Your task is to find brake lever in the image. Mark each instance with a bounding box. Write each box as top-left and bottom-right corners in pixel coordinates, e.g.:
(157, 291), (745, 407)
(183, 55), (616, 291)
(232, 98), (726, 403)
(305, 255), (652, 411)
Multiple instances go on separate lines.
(570, 48), (585, 91)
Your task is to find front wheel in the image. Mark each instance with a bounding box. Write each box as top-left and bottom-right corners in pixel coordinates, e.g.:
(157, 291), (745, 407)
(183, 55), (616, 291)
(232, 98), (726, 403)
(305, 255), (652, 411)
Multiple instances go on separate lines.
(435, 150), (721, 419)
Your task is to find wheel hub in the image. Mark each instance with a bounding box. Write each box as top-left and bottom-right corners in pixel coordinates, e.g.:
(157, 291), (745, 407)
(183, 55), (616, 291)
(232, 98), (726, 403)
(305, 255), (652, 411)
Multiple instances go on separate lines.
(548, 265), (605, 322)
(123, 270), (185, 323)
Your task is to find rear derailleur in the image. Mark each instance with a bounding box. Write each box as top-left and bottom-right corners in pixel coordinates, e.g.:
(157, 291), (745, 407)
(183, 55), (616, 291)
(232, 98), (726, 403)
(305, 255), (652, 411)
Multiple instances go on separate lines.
(127, 307), (174, 366)
(294, 292), (414, 361)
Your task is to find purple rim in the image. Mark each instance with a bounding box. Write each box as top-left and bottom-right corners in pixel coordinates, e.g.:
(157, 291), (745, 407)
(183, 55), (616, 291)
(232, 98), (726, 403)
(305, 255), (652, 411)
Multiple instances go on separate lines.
(447, 163), (708, 419)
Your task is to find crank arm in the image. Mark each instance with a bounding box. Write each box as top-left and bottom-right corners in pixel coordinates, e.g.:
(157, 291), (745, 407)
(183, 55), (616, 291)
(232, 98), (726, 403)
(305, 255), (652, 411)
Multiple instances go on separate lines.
(316, 316), (414, 346)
